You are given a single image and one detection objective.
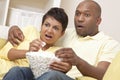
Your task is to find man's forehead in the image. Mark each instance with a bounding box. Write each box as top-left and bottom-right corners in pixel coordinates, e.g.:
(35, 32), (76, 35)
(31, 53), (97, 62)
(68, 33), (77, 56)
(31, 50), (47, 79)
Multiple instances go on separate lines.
(76, 2), (96, 13)
(77, 1), (97, 9)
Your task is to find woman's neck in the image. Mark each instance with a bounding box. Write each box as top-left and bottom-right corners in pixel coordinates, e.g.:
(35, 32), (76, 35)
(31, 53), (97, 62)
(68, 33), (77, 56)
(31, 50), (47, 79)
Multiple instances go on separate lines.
(42, 44), (53, 51)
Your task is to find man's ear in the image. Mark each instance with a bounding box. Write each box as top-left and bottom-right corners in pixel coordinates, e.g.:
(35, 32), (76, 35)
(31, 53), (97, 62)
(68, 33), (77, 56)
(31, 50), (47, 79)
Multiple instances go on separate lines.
(96, 17), (102, 26)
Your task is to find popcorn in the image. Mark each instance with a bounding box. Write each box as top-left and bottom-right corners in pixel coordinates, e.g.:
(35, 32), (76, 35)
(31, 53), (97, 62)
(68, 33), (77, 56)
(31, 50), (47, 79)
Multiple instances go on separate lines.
(26, 51), (60, 78)
(41, 41), (46, 47)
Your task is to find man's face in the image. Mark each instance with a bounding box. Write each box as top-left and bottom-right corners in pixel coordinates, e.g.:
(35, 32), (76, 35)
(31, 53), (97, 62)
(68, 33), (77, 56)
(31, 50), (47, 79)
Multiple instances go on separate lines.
(74, 1), (101, 37)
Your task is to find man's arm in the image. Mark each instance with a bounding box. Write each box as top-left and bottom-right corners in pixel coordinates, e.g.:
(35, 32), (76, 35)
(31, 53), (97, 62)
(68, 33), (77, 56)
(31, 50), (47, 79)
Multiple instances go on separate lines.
(55, 48), (110, 80)
(75, 58), (110, 80)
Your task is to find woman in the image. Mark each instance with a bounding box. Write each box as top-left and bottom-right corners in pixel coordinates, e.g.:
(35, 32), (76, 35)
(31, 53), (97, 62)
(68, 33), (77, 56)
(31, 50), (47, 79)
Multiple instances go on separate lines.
(0, 7), (70, 80)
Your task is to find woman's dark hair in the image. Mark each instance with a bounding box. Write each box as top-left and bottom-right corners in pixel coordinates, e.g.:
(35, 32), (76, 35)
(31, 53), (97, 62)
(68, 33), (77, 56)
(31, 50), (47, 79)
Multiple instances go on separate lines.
(42, 7), (68, 32)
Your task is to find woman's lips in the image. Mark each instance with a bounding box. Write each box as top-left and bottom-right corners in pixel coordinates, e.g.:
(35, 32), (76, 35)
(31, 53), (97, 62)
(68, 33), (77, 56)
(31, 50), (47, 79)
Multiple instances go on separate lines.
(45, 34), (52, 39)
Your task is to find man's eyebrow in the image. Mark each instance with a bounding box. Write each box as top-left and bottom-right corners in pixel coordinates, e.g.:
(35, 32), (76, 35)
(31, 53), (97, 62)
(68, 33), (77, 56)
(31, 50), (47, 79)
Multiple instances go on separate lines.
(76, 9), (91, 12)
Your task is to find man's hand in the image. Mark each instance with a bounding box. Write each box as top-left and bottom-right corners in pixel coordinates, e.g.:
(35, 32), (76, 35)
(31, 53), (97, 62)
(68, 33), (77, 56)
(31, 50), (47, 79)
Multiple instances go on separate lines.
(55, 48), (80, 66)
(50, 61), (72, 73)
(8, 25), (24, 46)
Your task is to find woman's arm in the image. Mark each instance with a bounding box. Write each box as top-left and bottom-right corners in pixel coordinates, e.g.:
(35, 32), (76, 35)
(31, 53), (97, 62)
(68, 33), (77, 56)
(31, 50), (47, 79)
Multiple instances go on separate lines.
(8, 48), (28, 61)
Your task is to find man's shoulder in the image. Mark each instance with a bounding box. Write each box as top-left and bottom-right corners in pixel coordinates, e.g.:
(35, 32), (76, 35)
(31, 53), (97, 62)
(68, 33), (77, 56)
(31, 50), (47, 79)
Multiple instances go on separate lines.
(96, 31), (117, 41)
(98, 31), (120, 49)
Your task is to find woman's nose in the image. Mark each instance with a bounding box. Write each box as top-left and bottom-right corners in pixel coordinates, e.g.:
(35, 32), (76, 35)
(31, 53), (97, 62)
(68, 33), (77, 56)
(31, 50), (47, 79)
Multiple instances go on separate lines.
(47, 27), (53, 33)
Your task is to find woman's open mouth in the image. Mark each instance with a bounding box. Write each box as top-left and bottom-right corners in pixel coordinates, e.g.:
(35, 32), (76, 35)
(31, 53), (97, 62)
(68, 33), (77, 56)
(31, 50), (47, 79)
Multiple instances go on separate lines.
(45, 34), (52, 40)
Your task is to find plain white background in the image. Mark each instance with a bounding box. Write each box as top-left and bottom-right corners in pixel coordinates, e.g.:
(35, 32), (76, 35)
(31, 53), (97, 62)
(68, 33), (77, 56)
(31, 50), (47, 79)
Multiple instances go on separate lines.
(60, 0), (120, 42)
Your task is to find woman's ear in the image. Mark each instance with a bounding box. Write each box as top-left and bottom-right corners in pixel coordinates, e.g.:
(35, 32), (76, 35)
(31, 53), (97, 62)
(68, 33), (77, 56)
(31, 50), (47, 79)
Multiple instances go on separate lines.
(61, 31), (65, 37)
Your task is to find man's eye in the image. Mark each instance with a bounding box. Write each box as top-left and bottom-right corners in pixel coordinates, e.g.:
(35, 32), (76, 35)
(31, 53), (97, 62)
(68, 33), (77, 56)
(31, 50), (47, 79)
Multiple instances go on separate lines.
(75, 12), (80, 16)
(85, 14), (90, 17)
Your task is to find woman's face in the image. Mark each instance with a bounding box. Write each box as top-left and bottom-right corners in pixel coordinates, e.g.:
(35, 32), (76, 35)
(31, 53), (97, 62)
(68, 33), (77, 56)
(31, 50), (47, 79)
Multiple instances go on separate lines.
(40, 16), (64, 45)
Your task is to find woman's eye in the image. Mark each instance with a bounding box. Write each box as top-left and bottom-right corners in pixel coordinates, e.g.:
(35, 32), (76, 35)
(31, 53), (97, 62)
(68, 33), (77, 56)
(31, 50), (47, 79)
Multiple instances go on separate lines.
(53, 26), (59, 30)
(45, 23), (49, 27)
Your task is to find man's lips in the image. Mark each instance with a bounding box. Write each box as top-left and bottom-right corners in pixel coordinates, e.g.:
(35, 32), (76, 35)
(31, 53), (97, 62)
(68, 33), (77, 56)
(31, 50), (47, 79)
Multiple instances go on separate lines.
(76, 25), (84, 29)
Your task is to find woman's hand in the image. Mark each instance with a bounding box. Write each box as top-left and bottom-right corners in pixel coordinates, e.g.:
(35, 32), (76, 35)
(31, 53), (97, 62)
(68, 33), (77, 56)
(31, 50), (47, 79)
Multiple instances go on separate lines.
(29, 39), (46, 52)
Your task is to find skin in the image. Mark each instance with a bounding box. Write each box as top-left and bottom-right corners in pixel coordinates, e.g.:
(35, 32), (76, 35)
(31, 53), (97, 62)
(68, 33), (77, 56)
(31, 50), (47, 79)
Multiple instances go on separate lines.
(29, 17), (71, 73)
(8, 1), (109, 79)
(8, 16), (64, 60)
(29, 16), (65, 52)
(74, 0), (101, 37)
(40, 16), (64, 46)
(8, 25), (24, 46)
(50, 1), (110, 80)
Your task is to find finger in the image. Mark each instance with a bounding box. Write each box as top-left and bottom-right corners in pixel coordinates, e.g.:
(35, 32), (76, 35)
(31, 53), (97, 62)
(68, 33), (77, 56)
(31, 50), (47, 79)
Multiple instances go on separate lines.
(29, 42), (40, 51)
(50, 62), (66, 70)
(29, 41), (41, 51)
(17, 32), (24, 41)
(55, 48), (72, 56)
(29, 46), (39, 52)
(11, 28), (24, 41)
(50, 61), (69, 73)
(55, 48), (66, 56)
(12, 39), (20, 46)
(8, 34), (20, 46)
(50, 66), (65, 72)
(11, 35), (21, 45)
(30, 40), (42, 48)
(61, 58), (72, 63)
(57, 52), (72, 59)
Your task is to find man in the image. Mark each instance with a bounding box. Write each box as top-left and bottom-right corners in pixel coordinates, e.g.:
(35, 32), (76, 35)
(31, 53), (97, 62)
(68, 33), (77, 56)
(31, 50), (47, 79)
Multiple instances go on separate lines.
(4, 0), (120, 80)
(33, 0), (120, 80)
(0, 25), (24, 46)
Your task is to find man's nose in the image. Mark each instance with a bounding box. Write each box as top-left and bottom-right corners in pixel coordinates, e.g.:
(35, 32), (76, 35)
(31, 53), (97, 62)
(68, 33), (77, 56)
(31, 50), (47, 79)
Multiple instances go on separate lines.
(78, 15), (84, 22)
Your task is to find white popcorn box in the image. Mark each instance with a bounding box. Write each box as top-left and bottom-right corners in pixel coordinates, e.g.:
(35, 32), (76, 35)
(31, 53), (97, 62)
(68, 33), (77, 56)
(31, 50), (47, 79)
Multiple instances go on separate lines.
(26, 51), (60, 78)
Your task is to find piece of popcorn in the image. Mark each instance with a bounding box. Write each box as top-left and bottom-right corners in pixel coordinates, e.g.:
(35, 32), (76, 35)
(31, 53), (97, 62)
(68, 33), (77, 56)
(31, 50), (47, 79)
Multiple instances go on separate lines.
(41, 41), (46, 47)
